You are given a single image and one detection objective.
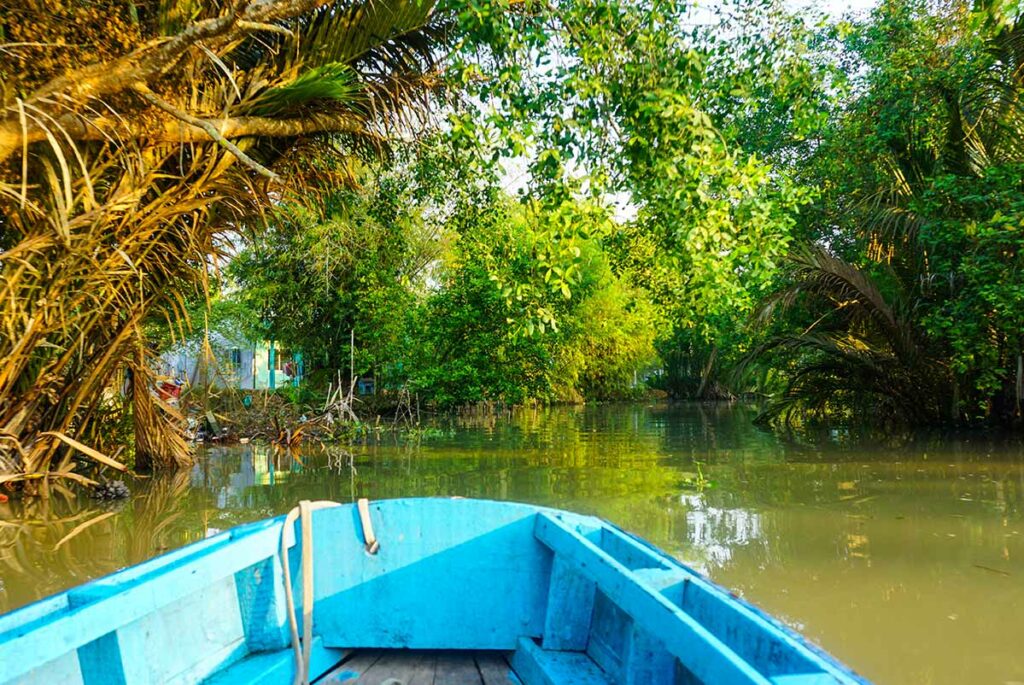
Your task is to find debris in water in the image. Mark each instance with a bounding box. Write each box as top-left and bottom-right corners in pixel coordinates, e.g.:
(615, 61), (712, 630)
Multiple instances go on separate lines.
(92, 479), (130, 500)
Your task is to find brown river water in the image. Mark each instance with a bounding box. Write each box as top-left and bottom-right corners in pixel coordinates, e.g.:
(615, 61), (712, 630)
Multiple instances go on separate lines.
(1, 402), (1022, 684)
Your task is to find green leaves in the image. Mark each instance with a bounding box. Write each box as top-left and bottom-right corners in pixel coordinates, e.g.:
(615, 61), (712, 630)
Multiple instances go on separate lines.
(744, 0), (1024, 426)
(251, 63), (363, 115)
(441, 0), (826, 342)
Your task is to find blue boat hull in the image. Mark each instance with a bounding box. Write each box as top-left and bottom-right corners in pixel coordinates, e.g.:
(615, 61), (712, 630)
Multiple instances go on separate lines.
(0, 498), (870, 684)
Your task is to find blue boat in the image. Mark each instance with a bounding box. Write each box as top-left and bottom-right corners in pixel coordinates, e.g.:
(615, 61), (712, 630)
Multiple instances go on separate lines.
(0, 498), (869, 685)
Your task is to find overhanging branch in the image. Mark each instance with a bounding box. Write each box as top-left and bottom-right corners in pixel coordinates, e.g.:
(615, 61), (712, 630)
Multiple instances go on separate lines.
(134, 85), (281, 181)
(0, 0), (352, 163)
(0, 109), (372, 163)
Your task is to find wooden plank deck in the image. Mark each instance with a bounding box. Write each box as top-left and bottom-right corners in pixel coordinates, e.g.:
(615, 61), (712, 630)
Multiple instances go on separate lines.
(315, 650), (522, 684)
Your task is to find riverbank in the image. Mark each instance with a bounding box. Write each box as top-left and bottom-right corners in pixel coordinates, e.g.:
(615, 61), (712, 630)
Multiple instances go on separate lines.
(182, 386), (667, 447)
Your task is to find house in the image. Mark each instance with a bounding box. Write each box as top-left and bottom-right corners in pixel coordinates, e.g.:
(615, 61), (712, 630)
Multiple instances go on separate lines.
(159, 331), (303, 390)
(357, 376), (376, 395)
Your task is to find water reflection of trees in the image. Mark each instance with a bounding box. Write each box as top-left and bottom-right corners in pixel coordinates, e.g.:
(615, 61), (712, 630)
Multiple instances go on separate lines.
(176, 423), (698, 558)
(697, 458), (1024, 521)
(0, 470), (208, 611)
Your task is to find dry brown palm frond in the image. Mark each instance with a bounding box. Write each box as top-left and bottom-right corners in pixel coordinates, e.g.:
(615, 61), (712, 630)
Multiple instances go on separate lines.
(1, 0), (458, 490)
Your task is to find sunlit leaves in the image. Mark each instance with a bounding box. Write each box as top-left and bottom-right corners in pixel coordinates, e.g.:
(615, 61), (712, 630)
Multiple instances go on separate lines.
(440, 0), (826, 338)
(750, 0), (1024, 425)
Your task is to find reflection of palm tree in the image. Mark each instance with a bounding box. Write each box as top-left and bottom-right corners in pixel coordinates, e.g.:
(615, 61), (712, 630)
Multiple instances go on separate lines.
(0, 492), (121, 610)
(0, 468), (219, 611)
(125, 470), (193, 566)
(998, 465), (1024, 517)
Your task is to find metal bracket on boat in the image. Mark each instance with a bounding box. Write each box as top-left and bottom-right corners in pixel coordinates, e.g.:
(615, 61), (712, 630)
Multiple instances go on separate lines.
(358, 497), (380, 554)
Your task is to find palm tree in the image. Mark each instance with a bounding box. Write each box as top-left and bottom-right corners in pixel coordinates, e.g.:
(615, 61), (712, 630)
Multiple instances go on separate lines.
(749, 246), (950, 426)
(752, 2), (1024, 427)
(0, 0), (453, 487)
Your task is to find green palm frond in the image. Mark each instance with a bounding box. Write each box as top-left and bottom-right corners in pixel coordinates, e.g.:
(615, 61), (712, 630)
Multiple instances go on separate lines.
(298, 0), (440, 71)
(298, 0), (449, 131)
(747, 243), (946, 426)
(249, 63), (366, 116)
(756, 245), (906, 342)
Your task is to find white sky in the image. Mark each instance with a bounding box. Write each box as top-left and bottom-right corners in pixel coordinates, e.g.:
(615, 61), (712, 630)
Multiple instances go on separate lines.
(694, 0), (879, 23)
(807, 0), (878, 16)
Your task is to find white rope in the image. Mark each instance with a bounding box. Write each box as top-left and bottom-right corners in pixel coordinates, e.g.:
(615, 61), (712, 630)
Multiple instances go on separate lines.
(357, 497), (380, 554)
(279, 500), (341, 685)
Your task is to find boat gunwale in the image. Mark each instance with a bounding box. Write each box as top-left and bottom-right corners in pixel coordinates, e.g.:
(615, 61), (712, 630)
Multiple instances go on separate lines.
(598, 518), (870, 684)
(0, 497), (869, 684)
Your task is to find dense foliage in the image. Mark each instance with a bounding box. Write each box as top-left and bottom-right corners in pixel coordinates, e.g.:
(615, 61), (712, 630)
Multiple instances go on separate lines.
(222, 0), (821, 410)
(228, 150), (658, 408)
(3, 0), (1023, 490)
(191, 0), (1024, 427)
(747, 0), (1024, 426)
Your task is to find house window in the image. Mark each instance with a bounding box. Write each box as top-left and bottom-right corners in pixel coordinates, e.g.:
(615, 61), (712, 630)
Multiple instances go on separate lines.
(230, 348), (242, 370)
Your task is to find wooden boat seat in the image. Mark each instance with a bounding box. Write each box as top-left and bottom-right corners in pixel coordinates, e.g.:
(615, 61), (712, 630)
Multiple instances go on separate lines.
(315, 650), (523, 684)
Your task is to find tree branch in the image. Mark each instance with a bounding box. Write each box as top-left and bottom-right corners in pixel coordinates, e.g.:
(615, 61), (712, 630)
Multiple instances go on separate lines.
(19, 0), (333, 108)
(22, 13), (240, 108)
(0, 1), (334, 144)
(133, 85), (280, 180)
(0, 109), (372, 162)
(236, 21), (295, 37)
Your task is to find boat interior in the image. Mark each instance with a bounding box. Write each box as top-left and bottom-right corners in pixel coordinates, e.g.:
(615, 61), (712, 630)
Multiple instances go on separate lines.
(313, 649), (515, 684)
(0, 499), (862, 685)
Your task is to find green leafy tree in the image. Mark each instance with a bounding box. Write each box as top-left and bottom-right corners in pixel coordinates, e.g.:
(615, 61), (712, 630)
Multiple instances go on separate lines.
(228, 157), (445, 384)
(448, 0), (820, 326)
(752, 0), (1024, 426)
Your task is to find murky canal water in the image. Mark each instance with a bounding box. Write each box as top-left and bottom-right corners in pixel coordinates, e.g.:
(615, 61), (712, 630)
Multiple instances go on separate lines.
(1, 403), (1022, 684)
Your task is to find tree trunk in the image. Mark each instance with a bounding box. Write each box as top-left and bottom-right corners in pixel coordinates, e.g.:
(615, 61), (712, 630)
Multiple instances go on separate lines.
(696, 346), (718, 400)
(131, 344), (193, 472)
(1016, 351), (1022, 422)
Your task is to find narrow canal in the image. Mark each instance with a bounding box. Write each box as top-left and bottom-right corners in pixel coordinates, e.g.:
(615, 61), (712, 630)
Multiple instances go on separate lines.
(1, 403), (1021, 684)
